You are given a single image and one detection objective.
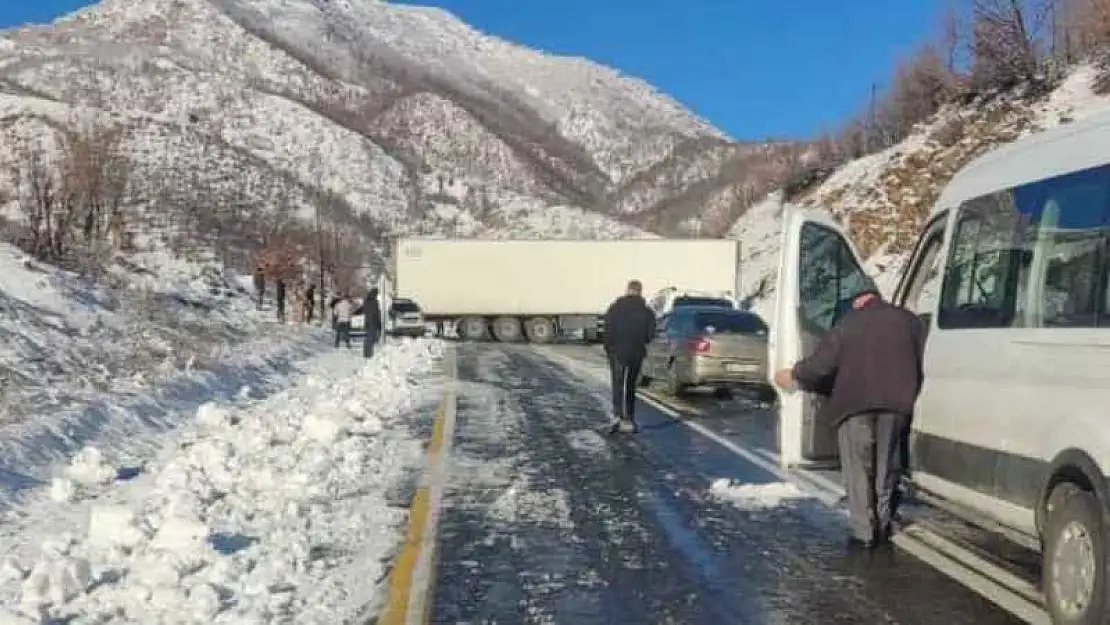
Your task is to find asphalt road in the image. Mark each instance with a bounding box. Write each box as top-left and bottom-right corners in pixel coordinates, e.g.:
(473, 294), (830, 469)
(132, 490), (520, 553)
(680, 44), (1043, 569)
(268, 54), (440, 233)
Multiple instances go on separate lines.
(428, 343), (1026, 625)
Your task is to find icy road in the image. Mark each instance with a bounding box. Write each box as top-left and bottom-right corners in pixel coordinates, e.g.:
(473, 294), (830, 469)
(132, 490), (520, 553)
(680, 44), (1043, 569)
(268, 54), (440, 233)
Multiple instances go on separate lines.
(411, 343), (1029, 625)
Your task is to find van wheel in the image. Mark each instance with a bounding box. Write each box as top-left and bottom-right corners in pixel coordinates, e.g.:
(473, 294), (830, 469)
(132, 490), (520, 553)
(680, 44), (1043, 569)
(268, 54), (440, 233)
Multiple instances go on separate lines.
(1044, 482), (1109, 625)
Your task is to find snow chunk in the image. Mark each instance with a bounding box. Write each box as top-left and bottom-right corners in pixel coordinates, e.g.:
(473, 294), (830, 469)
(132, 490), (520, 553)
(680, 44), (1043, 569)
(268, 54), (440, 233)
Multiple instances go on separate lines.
(20, 556), (91, 608)
(195, 402), (234, 429)
(65, 447), (115, 487)
(87, 505), (147, 551)
(709, 478), (809, 509)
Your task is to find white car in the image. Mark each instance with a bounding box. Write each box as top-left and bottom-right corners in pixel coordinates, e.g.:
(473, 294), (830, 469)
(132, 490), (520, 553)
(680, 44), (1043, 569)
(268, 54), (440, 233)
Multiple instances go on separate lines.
(771, 108), (1110, 625)
(386, 298), (426, 338)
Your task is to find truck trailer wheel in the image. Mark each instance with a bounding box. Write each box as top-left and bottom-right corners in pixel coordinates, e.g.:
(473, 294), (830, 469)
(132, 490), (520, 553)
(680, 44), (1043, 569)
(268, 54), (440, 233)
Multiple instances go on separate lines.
(458, 317), (488, 341)
(492, 317), (523, 342)
(524, 317), (556, 344)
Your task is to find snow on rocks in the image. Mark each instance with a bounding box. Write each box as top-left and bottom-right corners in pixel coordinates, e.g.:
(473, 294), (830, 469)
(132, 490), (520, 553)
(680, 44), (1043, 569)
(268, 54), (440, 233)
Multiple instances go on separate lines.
(0, 339), (445, 624)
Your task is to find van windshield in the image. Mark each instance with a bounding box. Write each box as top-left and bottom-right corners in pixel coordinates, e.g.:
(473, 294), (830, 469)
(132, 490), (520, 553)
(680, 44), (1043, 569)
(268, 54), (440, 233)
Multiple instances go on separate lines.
(694, 311), (767, 335)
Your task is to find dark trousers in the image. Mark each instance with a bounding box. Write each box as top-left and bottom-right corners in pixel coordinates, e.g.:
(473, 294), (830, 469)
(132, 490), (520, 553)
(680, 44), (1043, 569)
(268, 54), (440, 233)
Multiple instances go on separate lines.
(608, 355), (642, 422)
(837, 410), (909, 541)
(363, 329), (378, 358)
(335, 321), (352, 348)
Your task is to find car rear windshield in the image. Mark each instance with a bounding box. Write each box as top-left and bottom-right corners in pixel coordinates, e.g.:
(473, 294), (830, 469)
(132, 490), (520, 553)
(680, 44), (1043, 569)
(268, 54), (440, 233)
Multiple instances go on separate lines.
(391, 301), (420, 313)
(674, 296), (732, 309)
(693, 311), (767, 335)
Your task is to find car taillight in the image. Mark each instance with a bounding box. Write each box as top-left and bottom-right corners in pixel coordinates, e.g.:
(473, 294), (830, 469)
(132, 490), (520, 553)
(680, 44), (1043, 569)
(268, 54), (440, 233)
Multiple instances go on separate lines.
(686, 338), (711, 353)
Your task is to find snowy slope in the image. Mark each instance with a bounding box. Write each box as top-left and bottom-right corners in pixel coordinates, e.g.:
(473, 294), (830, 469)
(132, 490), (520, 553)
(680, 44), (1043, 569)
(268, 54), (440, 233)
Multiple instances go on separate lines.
(0, 241), (334, 512)
(0, 0), (742, 248)
(730, 66), (1110, 317)
(0, 340), (444, 624)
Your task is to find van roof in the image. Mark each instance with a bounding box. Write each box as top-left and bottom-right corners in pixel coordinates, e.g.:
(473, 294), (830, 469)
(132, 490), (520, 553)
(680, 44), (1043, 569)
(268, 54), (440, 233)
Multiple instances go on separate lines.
(933, 107), (1110, 214)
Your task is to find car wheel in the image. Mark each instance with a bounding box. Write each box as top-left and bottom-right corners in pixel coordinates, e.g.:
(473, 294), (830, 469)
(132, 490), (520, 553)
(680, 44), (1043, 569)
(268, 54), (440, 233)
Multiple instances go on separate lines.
(1044, 482), (1109, 625)
(713, 387), (733, 399)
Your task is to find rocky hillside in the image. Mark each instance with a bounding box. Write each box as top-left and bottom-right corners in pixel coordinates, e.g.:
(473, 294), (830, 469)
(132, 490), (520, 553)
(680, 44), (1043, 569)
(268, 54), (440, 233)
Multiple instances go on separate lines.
(731, 66), (1110, 315)
(0, 0), (798, 269)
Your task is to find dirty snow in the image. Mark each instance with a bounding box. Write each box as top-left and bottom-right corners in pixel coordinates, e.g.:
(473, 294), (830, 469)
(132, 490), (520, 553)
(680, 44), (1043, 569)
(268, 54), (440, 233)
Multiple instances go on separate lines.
(0, 339), (444, 624)
(708, 478), (809, 510)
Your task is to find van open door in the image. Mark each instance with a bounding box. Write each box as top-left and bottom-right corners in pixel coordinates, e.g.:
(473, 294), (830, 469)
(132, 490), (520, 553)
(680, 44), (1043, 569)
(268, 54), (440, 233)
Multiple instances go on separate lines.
(769, 208), (871, 467)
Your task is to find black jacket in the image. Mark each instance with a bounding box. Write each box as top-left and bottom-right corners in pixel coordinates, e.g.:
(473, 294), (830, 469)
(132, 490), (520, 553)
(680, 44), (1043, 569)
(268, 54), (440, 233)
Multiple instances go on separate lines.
(361, 295), (382, 336)
(792, 299), (925, 428)
(603, 294), (656, 365)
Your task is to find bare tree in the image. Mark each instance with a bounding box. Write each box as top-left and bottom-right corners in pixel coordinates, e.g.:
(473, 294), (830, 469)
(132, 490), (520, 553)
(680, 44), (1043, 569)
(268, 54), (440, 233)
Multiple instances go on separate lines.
(969, 0), (1043, 91)
(5, 120), (133, 274)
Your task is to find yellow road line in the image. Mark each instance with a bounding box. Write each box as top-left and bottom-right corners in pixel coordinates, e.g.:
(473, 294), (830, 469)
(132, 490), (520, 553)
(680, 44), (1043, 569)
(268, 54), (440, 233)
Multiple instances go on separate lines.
(379, 348), (456, 625)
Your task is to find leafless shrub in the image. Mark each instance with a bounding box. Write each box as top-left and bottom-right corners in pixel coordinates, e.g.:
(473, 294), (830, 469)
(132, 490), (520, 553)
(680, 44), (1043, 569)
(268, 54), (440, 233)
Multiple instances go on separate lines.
(969, 0), (1043, 92)
(4, 120), (133, 275)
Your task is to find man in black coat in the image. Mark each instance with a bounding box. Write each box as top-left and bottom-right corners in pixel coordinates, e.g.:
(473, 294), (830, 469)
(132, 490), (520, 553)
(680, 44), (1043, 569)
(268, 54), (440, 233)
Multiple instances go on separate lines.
(361, 288), (382, 358)
(774, 286), (925, 548)
(602, 279), (656, 435)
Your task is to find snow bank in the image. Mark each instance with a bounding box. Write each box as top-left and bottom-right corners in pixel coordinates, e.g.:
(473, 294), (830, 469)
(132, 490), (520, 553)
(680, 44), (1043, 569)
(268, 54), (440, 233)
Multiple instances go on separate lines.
(708, 478), (809, 510)
(0, 339), (445, 624)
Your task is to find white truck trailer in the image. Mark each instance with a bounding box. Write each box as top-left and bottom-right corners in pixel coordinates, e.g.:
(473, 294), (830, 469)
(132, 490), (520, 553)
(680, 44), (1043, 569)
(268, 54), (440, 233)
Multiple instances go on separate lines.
(389, 238), (742, 343)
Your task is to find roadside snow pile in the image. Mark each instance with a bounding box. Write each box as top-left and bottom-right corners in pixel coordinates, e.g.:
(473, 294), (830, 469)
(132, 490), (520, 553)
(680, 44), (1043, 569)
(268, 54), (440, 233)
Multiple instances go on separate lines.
(0, 339), (444, 624)
(709, 478), (809, 510)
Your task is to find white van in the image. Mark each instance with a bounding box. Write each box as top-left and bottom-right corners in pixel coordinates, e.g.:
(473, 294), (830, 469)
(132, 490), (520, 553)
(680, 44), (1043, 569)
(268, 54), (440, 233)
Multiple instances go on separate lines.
(770, 109), (1110, 625)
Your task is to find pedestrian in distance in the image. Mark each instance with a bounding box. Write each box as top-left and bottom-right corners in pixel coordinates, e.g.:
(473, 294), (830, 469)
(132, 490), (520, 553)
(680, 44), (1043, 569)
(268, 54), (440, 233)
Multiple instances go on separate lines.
(602, 279), (656, 435)
(773, 284), (925, 549)
(360, 287), (382, 358)
(275, 279), (286, 323)
(305, 284), (316, 323)
(252, 267), (265, 311)
(333, 293), (354, 349)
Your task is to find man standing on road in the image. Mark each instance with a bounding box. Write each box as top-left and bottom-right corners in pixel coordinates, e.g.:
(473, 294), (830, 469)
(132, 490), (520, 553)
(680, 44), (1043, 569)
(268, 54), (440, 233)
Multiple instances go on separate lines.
(333, 293), (354, 349)
(360, 287), (382, 358)
(773, 286), (925, 548)
(603, 279), (656, 435)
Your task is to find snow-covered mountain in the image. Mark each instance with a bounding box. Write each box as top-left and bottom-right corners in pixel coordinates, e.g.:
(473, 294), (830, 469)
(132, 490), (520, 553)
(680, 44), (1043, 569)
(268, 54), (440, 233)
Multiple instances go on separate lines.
(0, 0), (771, 254)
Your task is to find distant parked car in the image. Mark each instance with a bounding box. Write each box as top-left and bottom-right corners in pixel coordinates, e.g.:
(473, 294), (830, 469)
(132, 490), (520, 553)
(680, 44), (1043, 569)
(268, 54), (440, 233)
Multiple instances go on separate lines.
(386, 298), (426, 338)
(647, 286), (737, 319)
(639, 306), (771, 399)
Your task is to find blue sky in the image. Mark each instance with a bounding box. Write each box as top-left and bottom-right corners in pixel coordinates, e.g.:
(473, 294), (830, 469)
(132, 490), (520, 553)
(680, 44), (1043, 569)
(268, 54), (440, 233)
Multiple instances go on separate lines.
(2, 0), (948, 140)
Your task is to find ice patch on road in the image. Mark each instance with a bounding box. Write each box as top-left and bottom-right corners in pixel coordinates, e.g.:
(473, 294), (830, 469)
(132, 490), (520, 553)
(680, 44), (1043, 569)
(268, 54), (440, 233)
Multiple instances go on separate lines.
(491, 475), (574, 530)
(565, 429), (611, 459)
(0, 339), (445, 624)
(709, 478), (809, 509)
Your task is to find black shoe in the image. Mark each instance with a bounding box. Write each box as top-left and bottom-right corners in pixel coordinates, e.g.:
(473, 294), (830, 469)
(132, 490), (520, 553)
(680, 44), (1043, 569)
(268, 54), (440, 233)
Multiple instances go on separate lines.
(607, 421), (622, 436)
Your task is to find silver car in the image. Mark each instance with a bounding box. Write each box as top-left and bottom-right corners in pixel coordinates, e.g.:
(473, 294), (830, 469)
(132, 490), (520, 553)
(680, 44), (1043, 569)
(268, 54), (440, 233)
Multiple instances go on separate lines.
(639, 306), (771, 398)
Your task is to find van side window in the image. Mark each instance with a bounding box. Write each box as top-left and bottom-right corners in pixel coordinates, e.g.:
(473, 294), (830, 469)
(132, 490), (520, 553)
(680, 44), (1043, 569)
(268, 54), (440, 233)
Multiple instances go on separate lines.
(939, 191), (1036, 329)
(938, 164), (1110, 329)
(1022, 166), (1110, 328)
(798, 222), (872, 333)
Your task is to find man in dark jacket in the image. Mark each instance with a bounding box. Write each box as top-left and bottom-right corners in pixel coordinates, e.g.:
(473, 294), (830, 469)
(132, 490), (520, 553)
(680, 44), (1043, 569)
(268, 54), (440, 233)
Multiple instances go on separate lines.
(774, 286), (925, 548)
(602, 280), (656, 435)
(360, 288), (382, 358)
(275, 280), (286, 323)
